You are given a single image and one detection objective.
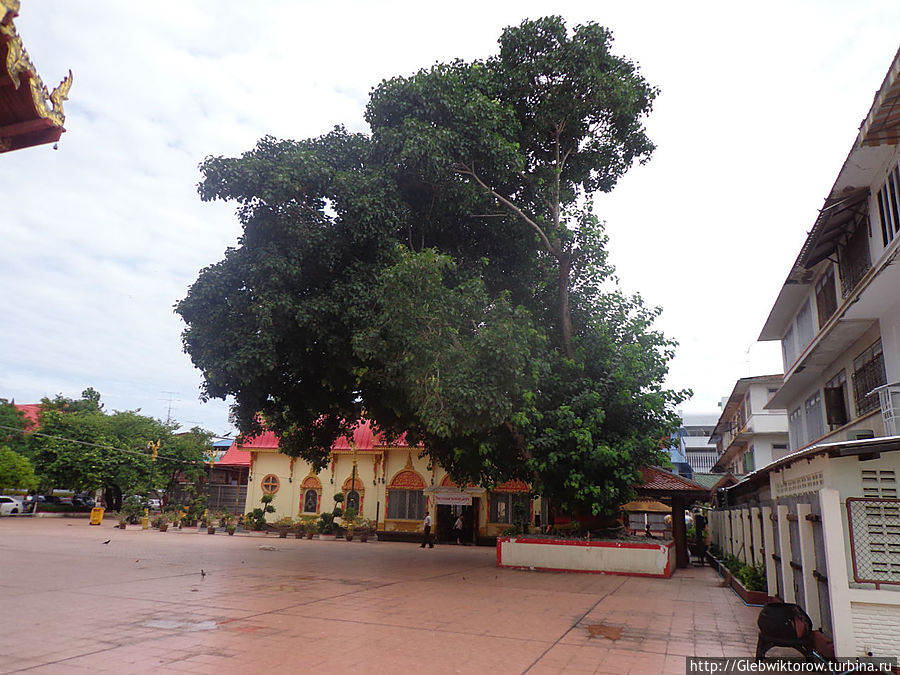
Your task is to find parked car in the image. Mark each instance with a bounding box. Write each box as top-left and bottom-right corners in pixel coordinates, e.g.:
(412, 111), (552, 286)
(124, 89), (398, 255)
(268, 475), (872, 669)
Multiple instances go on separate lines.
(72, 494), (96, 508)
(147, 498), (161, 510)
(0, 496), (24, 515)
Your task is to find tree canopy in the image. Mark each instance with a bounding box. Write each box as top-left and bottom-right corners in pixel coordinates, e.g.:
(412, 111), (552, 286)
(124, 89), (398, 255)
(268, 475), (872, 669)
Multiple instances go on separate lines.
(178, 17), (687, 515)
(22, 389), (214, 509)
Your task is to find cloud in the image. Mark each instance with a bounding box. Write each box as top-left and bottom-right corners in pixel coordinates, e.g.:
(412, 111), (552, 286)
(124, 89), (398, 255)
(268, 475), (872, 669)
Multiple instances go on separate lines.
(2, 0), (899, 432)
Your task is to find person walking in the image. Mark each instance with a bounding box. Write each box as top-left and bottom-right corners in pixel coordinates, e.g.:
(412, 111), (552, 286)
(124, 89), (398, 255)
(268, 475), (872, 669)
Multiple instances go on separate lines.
(453, 514), (464, 545)
(420, 511), (433, 548)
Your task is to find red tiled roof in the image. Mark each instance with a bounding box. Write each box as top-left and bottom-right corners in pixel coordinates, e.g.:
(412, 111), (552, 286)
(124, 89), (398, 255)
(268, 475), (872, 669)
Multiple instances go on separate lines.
(332, 420), (376, 451)
(217, 443), (252, 467)
(638, 466), (709, 493)
(235, 430), (280, 449)
(14, 403), (41, 429)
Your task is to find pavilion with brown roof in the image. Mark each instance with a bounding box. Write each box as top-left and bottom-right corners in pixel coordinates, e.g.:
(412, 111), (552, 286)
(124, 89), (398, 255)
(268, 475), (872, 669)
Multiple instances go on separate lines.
(634, 465), (710, 569)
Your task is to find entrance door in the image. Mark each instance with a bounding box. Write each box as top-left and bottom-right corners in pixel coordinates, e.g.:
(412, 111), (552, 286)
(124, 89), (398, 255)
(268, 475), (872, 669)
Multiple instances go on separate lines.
(436, 504), (452, 542)
(460, 498), (479, 544)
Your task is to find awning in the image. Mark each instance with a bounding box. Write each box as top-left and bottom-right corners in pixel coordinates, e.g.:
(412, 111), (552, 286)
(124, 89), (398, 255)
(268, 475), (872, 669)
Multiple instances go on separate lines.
(797, 187), (870, 269)
(620, 499), (670, 513)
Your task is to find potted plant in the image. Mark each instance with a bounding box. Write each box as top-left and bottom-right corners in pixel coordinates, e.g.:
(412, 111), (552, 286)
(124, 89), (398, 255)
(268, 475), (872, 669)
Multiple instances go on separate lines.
(342, 506), (359, 541)
(120, 495), (145, 525)
(223, 511), (236, 535)
(301, 516), (318, 539)
(275, 516), (294, 538)
(207, 510), (221, 534)
(245, 494), (276, 532)
(117, 512), (128, 529)
(318, 512), (335, 539)
(356, 518), (371, 543)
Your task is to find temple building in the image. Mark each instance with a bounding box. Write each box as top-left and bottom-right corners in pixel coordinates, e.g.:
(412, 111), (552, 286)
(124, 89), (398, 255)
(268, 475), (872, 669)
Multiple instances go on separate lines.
(1, 0), (71, 153)
(236, 419), (535, 544)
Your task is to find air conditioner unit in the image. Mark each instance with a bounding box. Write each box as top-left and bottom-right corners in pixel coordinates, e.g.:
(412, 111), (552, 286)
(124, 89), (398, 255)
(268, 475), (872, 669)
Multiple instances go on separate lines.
(847, 429), (874, 441)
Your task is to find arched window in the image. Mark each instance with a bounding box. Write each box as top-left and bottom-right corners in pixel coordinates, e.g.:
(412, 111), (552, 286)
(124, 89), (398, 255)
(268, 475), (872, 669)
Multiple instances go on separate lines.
(489, 480), (531, 524)
(387, 468), (426, 520)
(341, 475), (365, 513)
(261, 474), (280, 495)
(300, 474), (322, 513)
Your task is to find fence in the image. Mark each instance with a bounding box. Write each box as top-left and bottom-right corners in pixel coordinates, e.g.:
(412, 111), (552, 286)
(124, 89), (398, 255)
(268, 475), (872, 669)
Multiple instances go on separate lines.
(710, 490), (900, 659)
(169, 484), (247, 515)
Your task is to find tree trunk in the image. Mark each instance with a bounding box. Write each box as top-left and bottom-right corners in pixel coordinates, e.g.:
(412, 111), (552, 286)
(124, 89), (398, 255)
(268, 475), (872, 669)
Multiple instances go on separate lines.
(557, 253), (574, 360)
(104, 485), (122, 512)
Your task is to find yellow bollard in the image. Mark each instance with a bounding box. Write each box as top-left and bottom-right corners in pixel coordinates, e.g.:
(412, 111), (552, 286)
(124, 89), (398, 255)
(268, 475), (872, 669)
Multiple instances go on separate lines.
(141, 507), (149, 530)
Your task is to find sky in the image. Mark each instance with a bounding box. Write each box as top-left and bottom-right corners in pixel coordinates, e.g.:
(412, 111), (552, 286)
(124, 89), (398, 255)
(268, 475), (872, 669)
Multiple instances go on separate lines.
(2, 1), (899, 437)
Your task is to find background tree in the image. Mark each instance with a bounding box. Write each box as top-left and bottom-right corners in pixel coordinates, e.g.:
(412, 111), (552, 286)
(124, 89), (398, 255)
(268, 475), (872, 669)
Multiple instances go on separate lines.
(0, 398), (30, 455)
(27, 389), (213, 510)
(178, 17), (687, 515)
(155, 428), (214, 500)
(0, 446), (38, 492)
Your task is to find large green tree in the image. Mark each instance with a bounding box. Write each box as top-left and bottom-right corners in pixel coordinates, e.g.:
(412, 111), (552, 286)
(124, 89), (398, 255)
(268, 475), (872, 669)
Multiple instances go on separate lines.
(27, 389), (213, 510)
(0, 398), (30, 455)
(178, 17), (686, 515)
(0, 446), (38, 492)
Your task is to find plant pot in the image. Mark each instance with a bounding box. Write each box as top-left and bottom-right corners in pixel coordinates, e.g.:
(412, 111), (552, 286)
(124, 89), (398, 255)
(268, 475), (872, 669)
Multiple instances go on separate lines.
(159, 524), (168, 532)
(207, 526), (216, 534)
(346, 532), (354, 541)
(294, 531), (303, 539)
(306, 531), (314, 540)
(228, 528), (236, 535)
(359, 532), (368, 543)
(118, 522), (127, 529)
(278, 531), (288, 538)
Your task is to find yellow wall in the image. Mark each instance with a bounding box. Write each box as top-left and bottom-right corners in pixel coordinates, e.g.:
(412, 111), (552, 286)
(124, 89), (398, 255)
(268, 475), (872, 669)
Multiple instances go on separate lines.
(247, 447), (540, 539)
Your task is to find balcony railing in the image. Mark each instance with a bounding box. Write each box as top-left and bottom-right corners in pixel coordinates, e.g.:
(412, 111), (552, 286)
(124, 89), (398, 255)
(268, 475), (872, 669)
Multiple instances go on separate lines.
(871, 383), (900, 436)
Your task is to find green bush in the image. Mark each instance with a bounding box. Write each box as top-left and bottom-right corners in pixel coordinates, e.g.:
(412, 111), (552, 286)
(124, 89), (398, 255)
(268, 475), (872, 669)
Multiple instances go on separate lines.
(318, 512), (335, 534)
(736, 563), (767, 592)
(717, 552), (767, 592)
(33, 504), (92, 513)
(244, 493), (275, 531)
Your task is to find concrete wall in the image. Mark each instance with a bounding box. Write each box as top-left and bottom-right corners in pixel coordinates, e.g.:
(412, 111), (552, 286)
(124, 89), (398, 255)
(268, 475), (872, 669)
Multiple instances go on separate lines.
(497, 537), (674, 577)
(850, 599), (900, 659)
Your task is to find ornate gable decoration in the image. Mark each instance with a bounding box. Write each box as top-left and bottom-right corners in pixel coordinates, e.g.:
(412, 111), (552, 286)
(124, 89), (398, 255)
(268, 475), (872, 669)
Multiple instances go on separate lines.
(342, 475), (365, 492)
(492, 479), (530, 493)
(389, 469), (425, 490)
(300, 474), (322, 490)
(1, 3), (72, 153)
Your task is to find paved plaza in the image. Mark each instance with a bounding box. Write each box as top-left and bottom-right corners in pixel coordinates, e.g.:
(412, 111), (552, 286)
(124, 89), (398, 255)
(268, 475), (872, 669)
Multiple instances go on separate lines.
(1, 518), (764, 674)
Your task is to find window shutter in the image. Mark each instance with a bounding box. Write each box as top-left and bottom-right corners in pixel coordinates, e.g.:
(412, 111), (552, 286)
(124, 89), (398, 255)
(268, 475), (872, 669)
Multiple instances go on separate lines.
(824, 386), (848, 426)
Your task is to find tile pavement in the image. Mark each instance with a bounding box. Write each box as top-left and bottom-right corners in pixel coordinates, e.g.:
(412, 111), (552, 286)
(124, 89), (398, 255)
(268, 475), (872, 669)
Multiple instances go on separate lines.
(0, 517), (765, 674)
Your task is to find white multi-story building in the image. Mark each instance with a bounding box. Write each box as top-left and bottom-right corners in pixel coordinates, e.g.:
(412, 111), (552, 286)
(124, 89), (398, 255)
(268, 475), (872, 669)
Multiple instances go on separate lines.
(710, 47), (900, 663)
(673, 412), (719, 475)
(759, 51), (900, 447)
(709, 375), (789, 475)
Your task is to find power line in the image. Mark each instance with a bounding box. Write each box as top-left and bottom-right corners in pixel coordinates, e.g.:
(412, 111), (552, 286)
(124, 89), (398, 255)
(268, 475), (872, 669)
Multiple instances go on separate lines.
(0, 424), (214, 466)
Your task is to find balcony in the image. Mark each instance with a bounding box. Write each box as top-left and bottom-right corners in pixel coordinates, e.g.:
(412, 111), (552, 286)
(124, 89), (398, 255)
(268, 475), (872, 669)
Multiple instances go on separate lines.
(872, 383), (900, 436)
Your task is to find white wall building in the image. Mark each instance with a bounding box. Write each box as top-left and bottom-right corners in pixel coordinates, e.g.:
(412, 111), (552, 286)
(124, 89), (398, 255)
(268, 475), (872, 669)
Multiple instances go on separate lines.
(676, 412), (719, 475)
(710, 375), (789, 475)
(710, 47), (900, 663)
(759, 51), (900, 451)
